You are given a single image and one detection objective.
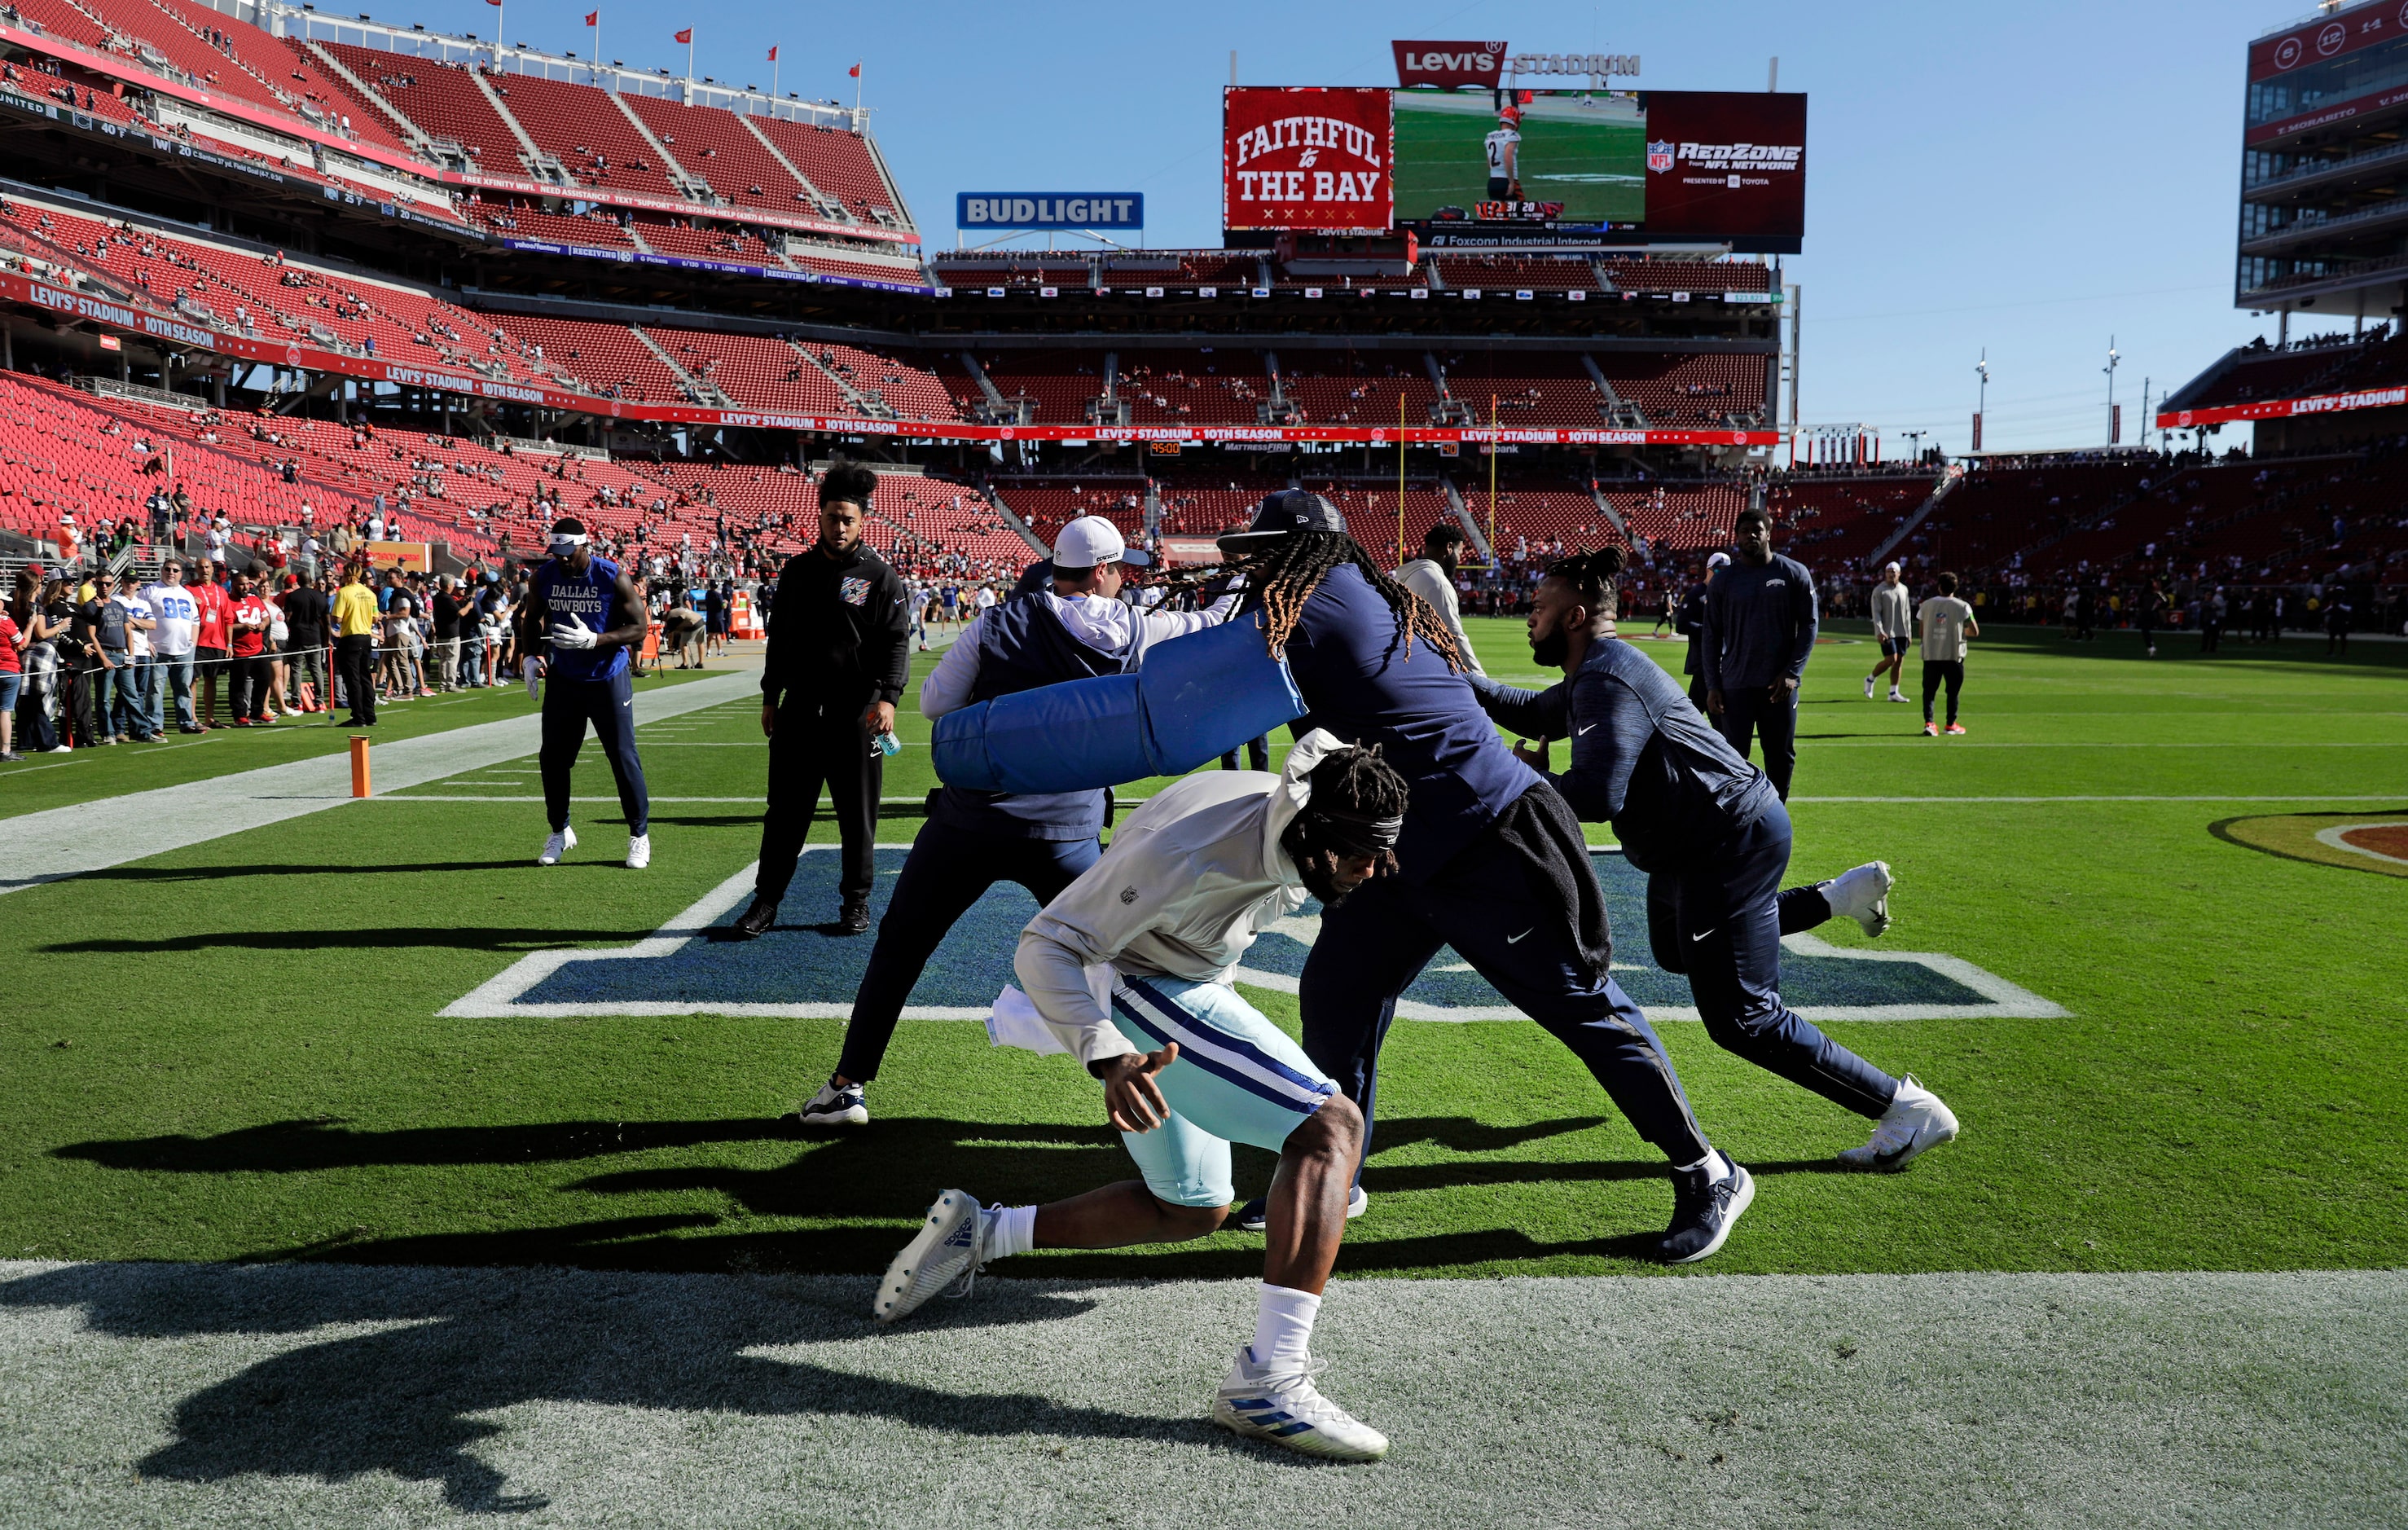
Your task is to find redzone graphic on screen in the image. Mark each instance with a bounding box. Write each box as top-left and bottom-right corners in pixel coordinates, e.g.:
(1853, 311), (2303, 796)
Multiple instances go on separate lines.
(1222, 87), (1394, 233)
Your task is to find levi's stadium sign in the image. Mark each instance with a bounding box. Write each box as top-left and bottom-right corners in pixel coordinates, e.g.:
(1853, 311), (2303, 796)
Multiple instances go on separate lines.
(1392, 40), (1507, 89)
(2159, 384), (2408, 429)
(1391, 40), (1641, 90)
(956, 194), (1144, 231)
(1223, 87), (1393, 233)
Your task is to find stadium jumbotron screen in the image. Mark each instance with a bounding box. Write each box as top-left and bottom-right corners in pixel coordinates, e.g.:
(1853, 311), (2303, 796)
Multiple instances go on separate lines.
(1393, 88), (1806, 250)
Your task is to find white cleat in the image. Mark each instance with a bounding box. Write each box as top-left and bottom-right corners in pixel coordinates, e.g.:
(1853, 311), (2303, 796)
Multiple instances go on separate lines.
(873, 1190), (985, 1325)
(1212, 1347), (1389, 1462)
(626, 833), (651, 870)
(1863, 675), (1877, 699)
(1887, 689), (1909, 703)
(537, 825), (578, 866)
(1824, 860), (1892, 939)
(1839, 1075), (1961, 1171)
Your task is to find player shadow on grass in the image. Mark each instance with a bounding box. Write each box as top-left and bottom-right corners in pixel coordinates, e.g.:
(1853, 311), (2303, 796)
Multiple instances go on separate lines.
(54, 1113), (1777, 1279)
(0, 1258), (1224, 1515)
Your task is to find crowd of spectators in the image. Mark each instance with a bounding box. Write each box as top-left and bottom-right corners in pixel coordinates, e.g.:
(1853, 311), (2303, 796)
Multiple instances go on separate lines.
(2, 549), (752, 758)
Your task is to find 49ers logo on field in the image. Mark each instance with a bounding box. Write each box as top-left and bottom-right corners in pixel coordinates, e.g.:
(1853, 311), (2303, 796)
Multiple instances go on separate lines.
(1223, 87), (1394, 234)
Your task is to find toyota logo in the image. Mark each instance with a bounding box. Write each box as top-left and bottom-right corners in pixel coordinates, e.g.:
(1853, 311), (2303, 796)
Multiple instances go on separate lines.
(2319, 21), (2347, 53)
(2274, 35), (2304, 68)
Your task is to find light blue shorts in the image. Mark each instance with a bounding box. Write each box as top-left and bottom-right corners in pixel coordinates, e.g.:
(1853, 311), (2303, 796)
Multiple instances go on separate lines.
(1109, 976), (1338, 1209)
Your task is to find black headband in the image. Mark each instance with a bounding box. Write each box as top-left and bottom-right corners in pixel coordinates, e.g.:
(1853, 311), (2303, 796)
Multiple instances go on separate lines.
(1303, 802), (1404, 857)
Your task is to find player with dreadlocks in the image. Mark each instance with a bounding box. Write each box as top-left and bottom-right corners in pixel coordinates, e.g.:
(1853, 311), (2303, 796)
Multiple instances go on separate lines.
(1469, 545), (1961, 1172)
(1212, 491), (1751, 1264)
(872, 731), (1404, 1462)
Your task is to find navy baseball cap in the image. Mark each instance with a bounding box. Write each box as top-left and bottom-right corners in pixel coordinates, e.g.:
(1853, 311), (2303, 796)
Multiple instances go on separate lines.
(1217, 490), (1349, 557)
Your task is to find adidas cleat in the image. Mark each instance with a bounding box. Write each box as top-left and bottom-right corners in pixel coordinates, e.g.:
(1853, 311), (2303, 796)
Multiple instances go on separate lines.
(1211, 1347), (1388, 1462)
(798, 1078), (868, 1127)
(1839, 1075), (1960, 1172)
(1824, 861), (1893, 939)
(537, 825), (577, 865)
(1233, 1184), (1368, 1233)
(873, 1190), (984, 1325)
(1657, 1151), (1754, 1264)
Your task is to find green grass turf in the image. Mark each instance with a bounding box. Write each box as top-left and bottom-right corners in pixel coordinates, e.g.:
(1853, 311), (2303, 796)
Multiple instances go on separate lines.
(0, 620), (2403, 1282)
(1391, 95), (1644, 222)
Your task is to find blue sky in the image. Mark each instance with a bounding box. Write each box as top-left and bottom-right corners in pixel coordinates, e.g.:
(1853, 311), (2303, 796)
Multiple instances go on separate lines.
(392, 0), (2348, 454)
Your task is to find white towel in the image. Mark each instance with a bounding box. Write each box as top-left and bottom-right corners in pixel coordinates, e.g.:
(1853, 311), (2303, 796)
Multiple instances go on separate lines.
(986, 984), (1071, 1056)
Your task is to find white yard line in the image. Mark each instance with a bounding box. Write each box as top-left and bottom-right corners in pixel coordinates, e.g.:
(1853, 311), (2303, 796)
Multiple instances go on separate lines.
(0, 673), (762, 895)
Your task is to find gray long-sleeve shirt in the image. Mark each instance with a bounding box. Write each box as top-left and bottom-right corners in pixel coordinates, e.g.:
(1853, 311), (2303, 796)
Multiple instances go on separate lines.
(1702, 552), (1817, 692)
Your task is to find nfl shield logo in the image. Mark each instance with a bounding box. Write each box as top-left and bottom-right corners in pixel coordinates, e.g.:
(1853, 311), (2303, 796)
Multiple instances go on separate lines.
(1647, 141), (1676, 174)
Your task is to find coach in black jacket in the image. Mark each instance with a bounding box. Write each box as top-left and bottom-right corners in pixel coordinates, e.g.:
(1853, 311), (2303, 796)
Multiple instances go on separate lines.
(735, 462), (911, 936)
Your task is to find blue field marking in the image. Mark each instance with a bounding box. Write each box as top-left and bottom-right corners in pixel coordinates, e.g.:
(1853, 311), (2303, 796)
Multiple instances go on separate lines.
(443, 846), (2063, 1022)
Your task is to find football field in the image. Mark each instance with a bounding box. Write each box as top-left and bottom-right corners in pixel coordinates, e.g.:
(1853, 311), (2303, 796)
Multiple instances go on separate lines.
(2, 618), (2404, 1525)
(1391, 95), (1646, 223)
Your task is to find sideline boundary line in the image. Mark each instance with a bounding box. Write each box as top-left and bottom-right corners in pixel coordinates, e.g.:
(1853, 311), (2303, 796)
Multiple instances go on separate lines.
(0, 672), (761, 895)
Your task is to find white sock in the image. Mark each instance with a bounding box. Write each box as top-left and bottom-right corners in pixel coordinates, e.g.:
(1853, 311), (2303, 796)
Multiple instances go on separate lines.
(1676, 1152), (1733, 1186)
(979, 1204), (1037, 1261)
(1251, 1282), (1321, 1374)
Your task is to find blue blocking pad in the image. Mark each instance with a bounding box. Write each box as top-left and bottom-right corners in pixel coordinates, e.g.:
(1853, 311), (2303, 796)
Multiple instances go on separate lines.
(932, 612), (1306, 792)
(934, 672), (1150, 794)
(1134, 611), (1307, 774)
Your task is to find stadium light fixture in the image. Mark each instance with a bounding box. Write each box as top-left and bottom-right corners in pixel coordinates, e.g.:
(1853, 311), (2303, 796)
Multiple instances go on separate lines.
(2103, 337), (2120, 447)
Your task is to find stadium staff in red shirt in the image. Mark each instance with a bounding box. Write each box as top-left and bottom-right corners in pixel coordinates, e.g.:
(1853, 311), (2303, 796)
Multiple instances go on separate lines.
(187, 558), (234, 730)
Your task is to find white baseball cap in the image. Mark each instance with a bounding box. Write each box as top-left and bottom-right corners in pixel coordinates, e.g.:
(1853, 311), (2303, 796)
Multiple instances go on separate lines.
(1706, 552), (1732, 570)
(1052, 515), (1127, 570)
(1884, 561), (1902, 574)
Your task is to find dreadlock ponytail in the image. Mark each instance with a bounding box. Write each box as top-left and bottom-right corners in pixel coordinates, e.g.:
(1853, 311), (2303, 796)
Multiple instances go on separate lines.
(1239, 531), (1465, 670)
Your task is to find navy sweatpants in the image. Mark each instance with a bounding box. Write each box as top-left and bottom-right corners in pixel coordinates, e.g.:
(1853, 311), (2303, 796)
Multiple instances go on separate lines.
(1716, 684), (1799, 800)
(1299, 811), (1712, 1170)
(1646, 801), (1898, 1119)
(836, 818), (1099, 1082)
(541, 669), (649, 836)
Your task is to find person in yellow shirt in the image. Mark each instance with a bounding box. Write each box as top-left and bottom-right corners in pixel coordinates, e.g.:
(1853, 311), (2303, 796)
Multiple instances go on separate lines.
(332, 562), (381, 726)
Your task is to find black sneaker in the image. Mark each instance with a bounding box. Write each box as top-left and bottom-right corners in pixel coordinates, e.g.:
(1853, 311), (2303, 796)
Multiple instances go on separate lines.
(724, 897), (779, 941)
(1233, 1185), (1369, 1232)
(1657, 1151), (1755, 1264)
(838, 899), (872, 935)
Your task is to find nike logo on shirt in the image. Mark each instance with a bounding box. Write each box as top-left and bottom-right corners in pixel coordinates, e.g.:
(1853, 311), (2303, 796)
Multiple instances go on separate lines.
(1577, 724), (1597, 735)
(1691, 928), (1717, 943)
(1507, 929), (1533, 944)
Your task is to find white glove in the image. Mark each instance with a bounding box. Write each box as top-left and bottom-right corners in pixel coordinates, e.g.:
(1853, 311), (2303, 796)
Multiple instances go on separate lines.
(525, 655), (543, 699)
(548, 612), (598, 650)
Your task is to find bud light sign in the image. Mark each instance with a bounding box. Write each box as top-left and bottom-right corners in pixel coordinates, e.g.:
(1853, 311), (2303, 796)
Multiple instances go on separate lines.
(956, 194), (1145, 231)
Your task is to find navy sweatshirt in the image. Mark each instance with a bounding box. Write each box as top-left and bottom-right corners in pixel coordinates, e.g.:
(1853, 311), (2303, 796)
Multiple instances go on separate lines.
(1701, 552), (1817, 692)
(1469, 637), (1778, 873)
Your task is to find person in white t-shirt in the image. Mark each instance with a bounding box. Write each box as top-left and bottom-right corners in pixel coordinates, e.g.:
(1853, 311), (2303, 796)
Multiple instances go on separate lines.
(142, 561), (203, 733)
(1915, 571), (1979, 737)
(110, 581), (160, 741)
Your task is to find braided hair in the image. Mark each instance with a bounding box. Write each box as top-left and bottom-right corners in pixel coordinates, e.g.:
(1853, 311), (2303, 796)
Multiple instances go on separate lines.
(1236, 530), (1464, 670)
(1281, 742), (1413, 899)
(1542, 543), (1628, 622)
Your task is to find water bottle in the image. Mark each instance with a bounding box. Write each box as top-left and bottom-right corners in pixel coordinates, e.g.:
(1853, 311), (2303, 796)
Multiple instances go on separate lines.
(872, 729), (900, 758)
